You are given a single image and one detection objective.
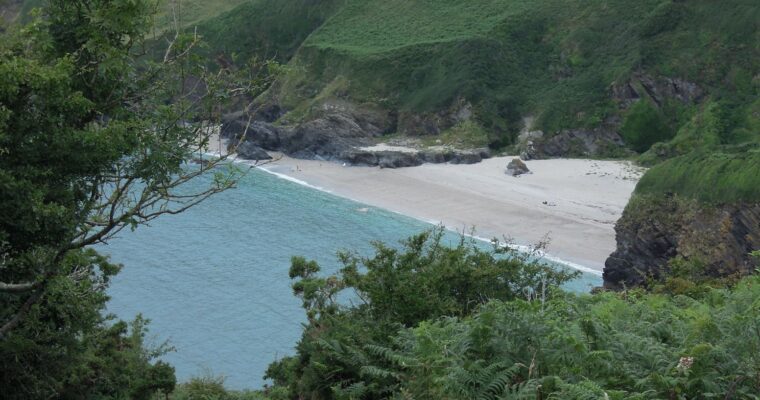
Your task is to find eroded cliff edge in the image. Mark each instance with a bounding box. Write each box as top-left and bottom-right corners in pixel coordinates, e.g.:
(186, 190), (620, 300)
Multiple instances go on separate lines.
(604, 149), (760, 288)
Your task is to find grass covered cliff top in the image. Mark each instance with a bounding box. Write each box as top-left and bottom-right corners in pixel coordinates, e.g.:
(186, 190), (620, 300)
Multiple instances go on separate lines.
(202, 0), (759, 131)
(636, 146), (760, 204)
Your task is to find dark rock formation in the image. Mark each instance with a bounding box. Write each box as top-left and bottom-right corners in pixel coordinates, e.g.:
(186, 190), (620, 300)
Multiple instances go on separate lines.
(222, 114), (375, 161)
(449, 152), (478, 165)
(339, 147), (490, 168)
(234, 141), (272, 161)
(521, 74), (703, 159)
(397, 98), (473, 136)
(224, 120), (283, 150)
(604, 195), (760, 289)
(527, 125), (627, 159)
(377, 151), (424, 169)
(419, 151), (451, 164)
(505, 158), (530, 176)
(612, 73), (704, 109)
(342, 150), (379, 166)
(285, 113), (377, 160)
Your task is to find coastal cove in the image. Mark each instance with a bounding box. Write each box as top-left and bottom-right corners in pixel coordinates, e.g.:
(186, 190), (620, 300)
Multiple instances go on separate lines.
(101, 164), (611, 390)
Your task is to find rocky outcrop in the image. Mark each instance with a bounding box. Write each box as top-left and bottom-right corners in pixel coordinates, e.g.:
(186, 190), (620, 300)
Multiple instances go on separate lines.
(223, 107), (493, 168)
(524, 124), (628, 159)
(341, 150), (422, 168)
(603, 195), (760, 289)
(284, 112), (380, 159)
(222, 101), (394, 161)
(396, 98), (473, 136)
(223, 72), (703, 163)
(449, 149), (490, 164)
(611, 73), (704, 109)
(234, 141), (272, 161)
(223, 120), (284, 150)
(505, 158), (530, 176)
(520, 74), (703, 160)
(341, 147), (490, 168)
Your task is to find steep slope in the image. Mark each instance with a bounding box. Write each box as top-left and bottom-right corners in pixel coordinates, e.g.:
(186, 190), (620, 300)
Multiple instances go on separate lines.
(604, 148), (760, 288)
(12, 0), (249, 26)
(208, 0), (758, 158)
(194, 0), (343, 64)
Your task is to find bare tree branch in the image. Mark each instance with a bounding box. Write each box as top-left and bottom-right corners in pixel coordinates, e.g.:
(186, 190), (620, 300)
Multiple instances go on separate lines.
(0, 290), (43, 338)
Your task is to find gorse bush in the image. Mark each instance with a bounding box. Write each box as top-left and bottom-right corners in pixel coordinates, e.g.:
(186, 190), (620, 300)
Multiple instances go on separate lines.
(170, 375), (271, 400)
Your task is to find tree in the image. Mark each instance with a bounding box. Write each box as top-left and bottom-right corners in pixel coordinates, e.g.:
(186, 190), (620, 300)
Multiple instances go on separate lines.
(0, 0), (271, 397)
(267, 229), (579, 398)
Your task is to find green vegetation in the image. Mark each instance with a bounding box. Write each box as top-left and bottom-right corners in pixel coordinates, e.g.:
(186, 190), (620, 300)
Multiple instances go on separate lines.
(178, 0), (760, 203)
(3, 0), (760, 398)
(636, 147), (760, 204)
(243, 230), (760, 399)
(421, 119), (492, 148)
(194, 0), (342, 64)
(0, 0), (265, 398)
(170, 376), (268, 400)
(350, 278), (760, 399)
(265, 230), (579, 399)
(152, 0), (249, 31)
(15, 0), (247, 27)
(192, 0), (759, 148)
(621, 101), (673, 153)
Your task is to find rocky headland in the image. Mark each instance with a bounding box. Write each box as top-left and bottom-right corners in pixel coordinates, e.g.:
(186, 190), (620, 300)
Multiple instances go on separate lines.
(604, 196), (760, 289)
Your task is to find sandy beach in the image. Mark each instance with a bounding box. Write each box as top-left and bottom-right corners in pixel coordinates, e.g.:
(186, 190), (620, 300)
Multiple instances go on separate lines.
(257, 154), (642, 273)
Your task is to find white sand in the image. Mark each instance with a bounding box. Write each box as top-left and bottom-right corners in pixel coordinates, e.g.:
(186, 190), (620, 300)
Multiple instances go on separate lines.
(262, 155), (643, 272)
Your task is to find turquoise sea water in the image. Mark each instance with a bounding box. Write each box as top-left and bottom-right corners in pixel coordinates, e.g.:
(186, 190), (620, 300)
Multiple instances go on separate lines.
(102, 167), (602, 390)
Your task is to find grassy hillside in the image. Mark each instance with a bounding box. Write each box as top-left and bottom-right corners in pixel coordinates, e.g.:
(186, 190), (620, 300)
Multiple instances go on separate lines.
(205, 0), (756, 147)
(189, 0), (759, 203)
(17, 0), (759, 149)
(194, 0), (342, 64)
(636, 146), (760, 204)
(15, 0), (248, 27)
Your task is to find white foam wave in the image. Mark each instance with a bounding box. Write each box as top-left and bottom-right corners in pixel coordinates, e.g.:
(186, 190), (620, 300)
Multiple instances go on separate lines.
(258, 167), (331, 193)
(443, 232), (603, 276)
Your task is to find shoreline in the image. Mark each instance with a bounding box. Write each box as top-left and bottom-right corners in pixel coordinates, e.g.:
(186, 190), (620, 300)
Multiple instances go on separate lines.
(257, 154), (642, 273)
(201, 137), (641, 273)
(257, 163), (608, 277)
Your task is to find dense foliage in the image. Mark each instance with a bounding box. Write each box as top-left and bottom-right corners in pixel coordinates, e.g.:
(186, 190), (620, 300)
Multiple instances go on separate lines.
(2, 1), (758, 399)
(255, 231), (760, 399)
(264, 230), (580, 399)
(353, 278), (760, 399)
(0, 0), (264, 397)
(621, 101), (673, 153)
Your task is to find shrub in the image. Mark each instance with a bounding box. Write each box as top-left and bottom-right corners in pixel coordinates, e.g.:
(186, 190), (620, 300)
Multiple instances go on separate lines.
(621, 101), (674, 152)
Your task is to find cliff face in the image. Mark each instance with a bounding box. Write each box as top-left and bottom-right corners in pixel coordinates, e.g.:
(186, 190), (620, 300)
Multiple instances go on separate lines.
(604, 195), (760, 289)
